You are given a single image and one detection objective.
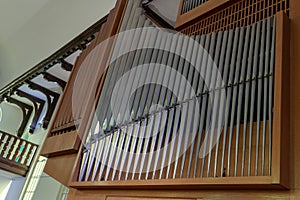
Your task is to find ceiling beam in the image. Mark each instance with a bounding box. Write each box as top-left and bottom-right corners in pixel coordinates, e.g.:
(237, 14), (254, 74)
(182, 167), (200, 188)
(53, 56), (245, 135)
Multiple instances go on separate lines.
(4, 96), (33, 137)
(27, 81), (60, 129)
(60, 60), (73, 72)
(43, 72), (66, 90)
(15, 89), (46, 134)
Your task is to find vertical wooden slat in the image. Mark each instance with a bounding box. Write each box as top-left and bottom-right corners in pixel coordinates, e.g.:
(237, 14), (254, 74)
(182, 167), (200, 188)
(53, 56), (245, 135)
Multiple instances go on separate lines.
(272, 11), (290, 188)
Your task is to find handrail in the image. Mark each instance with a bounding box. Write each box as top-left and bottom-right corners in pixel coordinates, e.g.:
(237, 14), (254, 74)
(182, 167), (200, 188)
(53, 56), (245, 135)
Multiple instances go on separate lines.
(0, 130), (38, 176)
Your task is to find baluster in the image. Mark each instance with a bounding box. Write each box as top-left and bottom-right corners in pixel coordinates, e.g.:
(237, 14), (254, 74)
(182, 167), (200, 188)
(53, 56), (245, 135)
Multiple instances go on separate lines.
(0, 134), (9, 156)
(3, 135), (14, 158)
(9, 138), (20, 160)
(15, 141), (26, 163)
(21, 143), (31, 165)
(26, 145), (37, 166)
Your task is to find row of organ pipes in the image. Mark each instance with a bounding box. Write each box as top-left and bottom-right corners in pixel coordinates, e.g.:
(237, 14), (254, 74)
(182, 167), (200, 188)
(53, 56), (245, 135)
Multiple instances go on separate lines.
(181, 0), (210, 14)
(79, 0), (276, 182)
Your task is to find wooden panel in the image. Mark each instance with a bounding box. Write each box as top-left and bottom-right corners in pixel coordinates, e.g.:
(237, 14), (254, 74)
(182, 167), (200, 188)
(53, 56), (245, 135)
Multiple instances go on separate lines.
(44, 154), (78, 186)
(41, 131), (80, 157)
(177, 0), (290, 35)
(70, 176), (280, 190)
(287, 0), (300, 189)
(0, 156), (28, 176)
(66, 189), (300, 200)
(176, 0), (229, 29)
(272, 11), (290, 188)
(107, 197), (194, 200)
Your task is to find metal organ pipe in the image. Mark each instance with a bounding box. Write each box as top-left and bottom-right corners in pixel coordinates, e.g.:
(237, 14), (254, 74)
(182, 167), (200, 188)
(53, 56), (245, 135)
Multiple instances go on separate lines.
(78, 0), (277, 182)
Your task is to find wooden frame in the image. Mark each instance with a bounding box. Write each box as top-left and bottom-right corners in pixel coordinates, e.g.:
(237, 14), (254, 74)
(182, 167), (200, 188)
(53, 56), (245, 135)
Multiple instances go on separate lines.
(176, 0), (230, 29)
(68, 11), (290, 190)
(271, 11), (290, 188)
(41, 0), (128, 159)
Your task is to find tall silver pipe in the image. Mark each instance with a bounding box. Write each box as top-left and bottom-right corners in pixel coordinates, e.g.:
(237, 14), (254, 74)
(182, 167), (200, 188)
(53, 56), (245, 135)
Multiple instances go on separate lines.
(226, 27), (240, 176)
(255, 19), (266, 176)
(248, 21), (262, 176)
(262, 18), (271, 176)
(220, 30), (234, 177)
(241, 24), (256, 176)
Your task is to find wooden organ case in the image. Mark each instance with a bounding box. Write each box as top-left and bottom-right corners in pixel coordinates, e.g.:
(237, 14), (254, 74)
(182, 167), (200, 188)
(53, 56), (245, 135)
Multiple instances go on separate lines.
(41, 0), (294, 199)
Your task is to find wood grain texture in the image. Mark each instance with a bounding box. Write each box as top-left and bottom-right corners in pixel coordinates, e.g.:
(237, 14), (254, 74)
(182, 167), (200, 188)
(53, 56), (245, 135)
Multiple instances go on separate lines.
(67, 189), (300, 200)
(44, 154), (78, 186)
(272, 11), (290, 188)
(176, 0), (230, 29)
(60, 0), (300, 199)
(41, 130), (80, 157)
(289, 0), (300, 190)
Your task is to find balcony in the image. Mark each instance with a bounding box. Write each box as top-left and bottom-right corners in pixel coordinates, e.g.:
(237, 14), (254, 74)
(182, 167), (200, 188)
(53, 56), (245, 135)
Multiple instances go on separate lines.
(0, 130), (38, 176)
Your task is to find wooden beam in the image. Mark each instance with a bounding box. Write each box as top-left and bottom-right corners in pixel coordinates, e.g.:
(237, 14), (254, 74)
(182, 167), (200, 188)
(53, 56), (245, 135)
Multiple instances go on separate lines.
(175, 0), (230, 29)
(4, 96), (33, 137)
(15, 89), (46, 133)
(43, 72), (67, 90)
(27, 81), (60, 129)
(61, 60), (74, 72)
(272, 11), (290, 189)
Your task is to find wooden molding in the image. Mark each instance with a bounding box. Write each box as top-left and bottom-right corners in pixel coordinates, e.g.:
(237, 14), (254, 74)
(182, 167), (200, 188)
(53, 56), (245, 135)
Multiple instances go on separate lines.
(41, 130), (81, 157)
(272, 11), (290, 189)
(69, 176), (288, 190)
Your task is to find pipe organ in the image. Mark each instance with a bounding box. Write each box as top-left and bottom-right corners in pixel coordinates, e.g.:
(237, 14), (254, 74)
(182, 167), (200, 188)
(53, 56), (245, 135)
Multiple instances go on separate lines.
(73, 0), (289, 187)
(181, 0), (210, 14)
(42, 0), (290, 191)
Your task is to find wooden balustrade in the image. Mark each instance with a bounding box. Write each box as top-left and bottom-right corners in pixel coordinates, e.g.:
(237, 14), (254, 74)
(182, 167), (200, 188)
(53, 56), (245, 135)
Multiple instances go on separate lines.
(0, 130), (38, 176)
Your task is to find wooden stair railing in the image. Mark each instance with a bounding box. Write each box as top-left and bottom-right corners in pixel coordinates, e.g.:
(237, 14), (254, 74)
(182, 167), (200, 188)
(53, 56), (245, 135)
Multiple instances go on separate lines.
(0, 130), (38, 176)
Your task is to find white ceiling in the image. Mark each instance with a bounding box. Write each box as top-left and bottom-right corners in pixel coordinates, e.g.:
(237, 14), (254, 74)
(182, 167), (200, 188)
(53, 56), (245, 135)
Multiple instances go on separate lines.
(0, 0), (116, 89)
(0, 0), (51, 42)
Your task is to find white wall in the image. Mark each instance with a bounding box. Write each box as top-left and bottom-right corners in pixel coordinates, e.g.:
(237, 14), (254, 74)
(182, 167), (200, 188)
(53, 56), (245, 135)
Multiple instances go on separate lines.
(5, 177), (26, 200)
(0, 178), (11, 200)
(0, 0), (116, 89)
(0, 102), (23, 136)
(31, 174), (63, 200)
